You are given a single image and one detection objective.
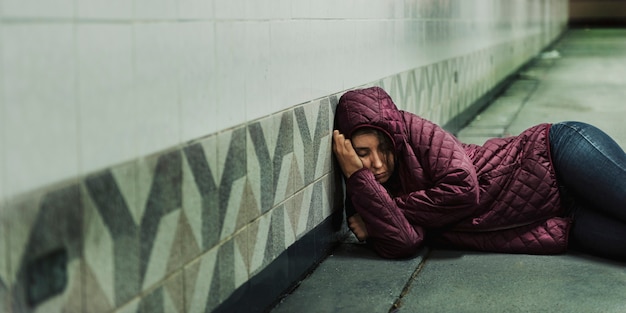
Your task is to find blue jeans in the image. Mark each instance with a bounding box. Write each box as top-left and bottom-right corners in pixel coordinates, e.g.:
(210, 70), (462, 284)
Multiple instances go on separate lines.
(550, 122), (626, 261)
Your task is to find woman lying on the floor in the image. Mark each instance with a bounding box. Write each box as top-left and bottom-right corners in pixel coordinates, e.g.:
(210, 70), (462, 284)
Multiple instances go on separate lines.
(333, 86), (626, 261)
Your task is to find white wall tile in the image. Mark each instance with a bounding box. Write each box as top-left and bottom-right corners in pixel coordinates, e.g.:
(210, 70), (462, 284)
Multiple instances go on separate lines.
(340, 20), (366, 88)
(327, 0), (356, 19)
(324, 20), (355, 92)
(2, 0), (74, 18)
(214, 0), (245, 19)
(135, 0), (178, 20)
(133, 23), (181, 157)
(179, 0), (214, 19)
(241, 0), (288, 20)
(178, 21), (218, 140)
(355, 0), (389, 19)
(391, 0), (407, 19)
(245, 0), (271, 20)
(306, 0), (336, 19)
(215, 22), (247, 131)
(269, 20), (312, 112)
(268, 0), (291, 19)
(244, 22), (271, 123)
(348, 20), (386, 87)
(309, 20), (344, 100)
(77, 0), (132, 19)
(291, 0), (311, 19)
(394, 20), (416, 72)
(77, 24), (136, 174)
(0, 0), (570, 200)
(2, 25), (78, 199)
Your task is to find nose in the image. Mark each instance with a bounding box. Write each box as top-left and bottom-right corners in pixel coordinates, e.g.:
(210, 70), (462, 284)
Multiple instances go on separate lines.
(371, 152), (384, 169)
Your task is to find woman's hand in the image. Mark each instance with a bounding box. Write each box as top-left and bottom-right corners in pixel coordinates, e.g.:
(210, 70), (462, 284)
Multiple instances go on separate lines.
(348, 214), (369, 241)
(332, 130), (363, 178)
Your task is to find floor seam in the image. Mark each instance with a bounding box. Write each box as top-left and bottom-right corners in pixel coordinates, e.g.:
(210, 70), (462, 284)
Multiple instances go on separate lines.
(388, 248), (433, 313)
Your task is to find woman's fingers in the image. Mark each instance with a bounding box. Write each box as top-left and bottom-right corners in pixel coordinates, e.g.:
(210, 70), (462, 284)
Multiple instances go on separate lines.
(332, 130), (348, 153)
(332, 130), (341, 152)
(333, 130), (355, 156)
(343, 136), (354, 152)
(348, 214), (369, 241)
(332, 130), (363, 178)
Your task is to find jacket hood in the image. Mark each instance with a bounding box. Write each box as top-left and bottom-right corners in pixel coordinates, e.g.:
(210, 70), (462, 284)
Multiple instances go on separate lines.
(335, 87), (407, 152)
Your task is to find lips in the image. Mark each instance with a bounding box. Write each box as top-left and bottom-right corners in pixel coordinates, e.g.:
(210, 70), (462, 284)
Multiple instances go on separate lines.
(374, 172), (387, 181)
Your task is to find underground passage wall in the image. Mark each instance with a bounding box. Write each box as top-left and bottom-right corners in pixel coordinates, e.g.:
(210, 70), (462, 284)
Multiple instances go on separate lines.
(0, 1), (568, 312)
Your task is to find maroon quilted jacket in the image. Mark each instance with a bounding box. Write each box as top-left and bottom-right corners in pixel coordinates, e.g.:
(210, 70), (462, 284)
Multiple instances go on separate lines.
(336, 87), (571, 258)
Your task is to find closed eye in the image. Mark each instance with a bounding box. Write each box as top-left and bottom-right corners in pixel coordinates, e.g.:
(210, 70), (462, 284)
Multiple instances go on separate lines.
(354, 148), (369, 158)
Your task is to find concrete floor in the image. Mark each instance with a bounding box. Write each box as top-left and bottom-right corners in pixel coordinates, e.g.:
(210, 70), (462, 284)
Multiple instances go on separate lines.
(270, 28), (626, 313)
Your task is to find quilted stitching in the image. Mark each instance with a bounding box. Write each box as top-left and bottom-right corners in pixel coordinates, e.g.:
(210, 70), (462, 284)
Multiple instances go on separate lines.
(435, 217), (569, 254)
(336, 87), (569, 256)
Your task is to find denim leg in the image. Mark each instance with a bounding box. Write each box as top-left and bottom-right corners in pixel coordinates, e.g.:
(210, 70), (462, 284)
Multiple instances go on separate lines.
(568, 202), (626, 261)
(549, 122), (626, 221)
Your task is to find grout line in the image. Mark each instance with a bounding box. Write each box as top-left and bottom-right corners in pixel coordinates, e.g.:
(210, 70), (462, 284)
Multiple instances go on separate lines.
(388, 247), (433, 313)
(0, 17), (461, 25)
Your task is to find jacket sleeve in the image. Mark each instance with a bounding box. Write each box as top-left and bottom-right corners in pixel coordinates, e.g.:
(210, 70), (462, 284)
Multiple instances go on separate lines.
(394, 115), (480, 227)
(347, 168), (425, 259)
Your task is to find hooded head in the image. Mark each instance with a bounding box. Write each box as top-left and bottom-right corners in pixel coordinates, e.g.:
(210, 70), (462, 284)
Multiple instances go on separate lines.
(334, 87), (406, 153)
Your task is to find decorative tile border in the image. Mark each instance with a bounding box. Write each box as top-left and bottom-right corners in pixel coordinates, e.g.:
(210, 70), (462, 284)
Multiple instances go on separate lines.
(0, 32), (557, 313)
(3, 183), (83, 312)
(138, 270), (184, 313)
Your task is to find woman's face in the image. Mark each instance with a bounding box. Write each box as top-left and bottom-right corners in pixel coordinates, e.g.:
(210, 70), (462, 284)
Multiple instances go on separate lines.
(351, 133), (395, 184)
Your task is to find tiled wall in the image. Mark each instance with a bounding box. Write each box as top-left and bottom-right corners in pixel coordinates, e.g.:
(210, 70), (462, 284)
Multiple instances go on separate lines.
(0, 0), (568, 203)
(1, 1), (568, 312)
